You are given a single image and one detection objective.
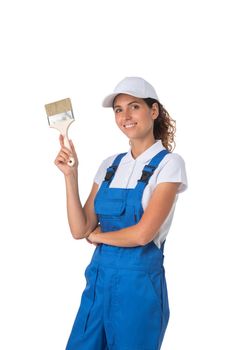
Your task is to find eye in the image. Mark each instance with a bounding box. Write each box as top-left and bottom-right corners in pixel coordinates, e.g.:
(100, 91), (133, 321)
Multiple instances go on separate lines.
(114, 107), (122, 113)
(130, 104), (140, 110)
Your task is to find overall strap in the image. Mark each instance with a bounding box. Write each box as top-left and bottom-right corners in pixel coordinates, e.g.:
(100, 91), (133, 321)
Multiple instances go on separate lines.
(136, 149), (169, 192)
(103, 152), (127, 186)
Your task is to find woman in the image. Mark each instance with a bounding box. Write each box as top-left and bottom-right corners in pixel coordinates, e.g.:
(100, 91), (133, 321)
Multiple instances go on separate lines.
(55, 77), (188, 350)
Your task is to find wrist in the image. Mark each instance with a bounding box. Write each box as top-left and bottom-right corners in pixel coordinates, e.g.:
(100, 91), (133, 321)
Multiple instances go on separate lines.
(90, 232), (99, 243)
(64, 170), (77, 181)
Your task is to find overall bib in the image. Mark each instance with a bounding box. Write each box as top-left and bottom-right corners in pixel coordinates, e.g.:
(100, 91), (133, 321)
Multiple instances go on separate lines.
(66, 150), (170, 350)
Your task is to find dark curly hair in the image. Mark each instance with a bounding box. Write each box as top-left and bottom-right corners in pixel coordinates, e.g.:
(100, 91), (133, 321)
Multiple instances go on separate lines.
(143, 98), (176, 152)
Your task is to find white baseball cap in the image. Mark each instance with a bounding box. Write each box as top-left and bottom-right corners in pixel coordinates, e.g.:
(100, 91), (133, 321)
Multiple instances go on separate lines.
(102, 77), (159, 107)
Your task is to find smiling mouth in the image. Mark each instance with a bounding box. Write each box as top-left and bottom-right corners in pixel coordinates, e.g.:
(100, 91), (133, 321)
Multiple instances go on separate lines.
(123, 122), (137, 128)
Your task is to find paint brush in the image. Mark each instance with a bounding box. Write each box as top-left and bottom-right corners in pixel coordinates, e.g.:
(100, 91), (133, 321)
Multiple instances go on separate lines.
(45, 98), (75, 166)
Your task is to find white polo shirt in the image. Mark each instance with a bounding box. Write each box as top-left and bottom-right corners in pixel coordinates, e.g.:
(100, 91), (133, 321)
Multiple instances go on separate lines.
(94, 140), (188, 248)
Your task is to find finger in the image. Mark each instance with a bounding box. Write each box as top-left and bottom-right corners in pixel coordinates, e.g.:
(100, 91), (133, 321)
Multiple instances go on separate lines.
(69, 139), (74, 151)
(56, 151), (71, 162)
(60, 148), (72, 157)
(69, 140), (77, 157)
(57, 151), (69, 164)
(59, 134), (64, 147)
(55, 155), (67, 165)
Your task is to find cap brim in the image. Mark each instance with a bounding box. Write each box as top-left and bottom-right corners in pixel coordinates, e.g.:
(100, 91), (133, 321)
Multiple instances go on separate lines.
(102, 93), (120, 107)
(102, 91), (147, 108)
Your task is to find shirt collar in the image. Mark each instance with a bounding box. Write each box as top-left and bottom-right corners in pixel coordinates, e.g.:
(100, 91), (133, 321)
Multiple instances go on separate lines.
(121, 140), (166, 164)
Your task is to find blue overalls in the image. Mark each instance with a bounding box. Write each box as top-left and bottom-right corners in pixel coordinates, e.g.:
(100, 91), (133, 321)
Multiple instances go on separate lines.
(66, 149), (170, 350)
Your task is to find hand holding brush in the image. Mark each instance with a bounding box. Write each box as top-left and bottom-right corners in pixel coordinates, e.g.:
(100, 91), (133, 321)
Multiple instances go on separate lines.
(54, 134), (78, 176)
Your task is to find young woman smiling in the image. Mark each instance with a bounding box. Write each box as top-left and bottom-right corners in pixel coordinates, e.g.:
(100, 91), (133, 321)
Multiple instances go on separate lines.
(55, 77), (188, 350)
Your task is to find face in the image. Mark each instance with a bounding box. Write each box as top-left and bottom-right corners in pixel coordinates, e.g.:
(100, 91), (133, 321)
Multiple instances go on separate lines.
(113, 94), (159, 141)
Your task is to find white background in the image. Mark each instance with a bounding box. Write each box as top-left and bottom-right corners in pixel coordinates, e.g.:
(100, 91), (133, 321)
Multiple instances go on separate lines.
(0, 0), (232, 349)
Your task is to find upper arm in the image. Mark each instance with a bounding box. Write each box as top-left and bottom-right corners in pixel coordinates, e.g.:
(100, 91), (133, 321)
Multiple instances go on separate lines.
(156, 153), (188, 193)
(83, 182), (99, 235)
(138, 182), (180, 245)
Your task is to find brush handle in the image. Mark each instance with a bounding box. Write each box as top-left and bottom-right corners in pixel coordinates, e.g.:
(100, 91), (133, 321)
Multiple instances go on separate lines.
(63, 134), (75, 167)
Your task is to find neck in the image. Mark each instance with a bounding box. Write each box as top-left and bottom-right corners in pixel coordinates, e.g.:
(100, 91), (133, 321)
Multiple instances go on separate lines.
(130, 137), (157, 159)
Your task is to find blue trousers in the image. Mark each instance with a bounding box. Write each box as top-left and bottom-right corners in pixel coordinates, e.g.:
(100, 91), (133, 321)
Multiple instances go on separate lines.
(66, 244), (169, 350)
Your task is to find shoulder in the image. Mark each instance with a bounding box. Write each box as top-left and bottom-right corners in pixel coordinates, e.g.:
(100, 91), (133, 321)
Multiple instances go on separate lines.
(169, 152), (185, 163)
(160, 152), (186, 167)
(98, 153), (122, 169)
(93, 152), (124, 185)
(156, 151), (188, 193)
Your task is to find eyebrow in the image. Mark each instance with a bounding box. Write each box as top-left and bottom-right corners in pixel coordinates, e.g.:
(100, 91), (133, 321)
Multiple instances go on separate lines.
(113, 100), (141, 109)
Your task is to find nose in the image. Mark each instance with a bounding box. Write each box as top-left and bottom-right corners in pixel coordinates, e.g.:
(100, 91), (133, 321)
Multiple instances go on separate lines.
(122, 107), (132, 120)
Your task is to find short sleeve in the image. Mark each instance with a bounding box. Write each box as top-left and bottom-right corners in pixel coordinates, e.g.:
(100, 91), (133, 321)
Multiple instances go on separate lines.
(93, 160), (106, 185)
(157, 153), (188, 193)
(93, 155), (117, 185)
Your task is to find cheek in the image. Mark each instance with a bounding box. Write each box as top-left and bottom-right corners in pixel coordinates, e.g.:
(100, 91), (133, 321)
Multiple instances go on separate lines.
(142, 115), (155, 130)
(115, 116), (122, 128)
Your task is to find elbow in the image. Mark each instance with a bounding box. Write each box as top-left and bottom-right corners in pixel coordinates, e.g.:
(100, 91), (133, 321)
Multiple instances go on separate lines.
(71, 231), (89, 240)
(70, 231), (83, 240)
(136, 224), (148, 246)
(137, 236), (149, 246)
(137, 224), (159, 246)
(70, 225), (94, 240)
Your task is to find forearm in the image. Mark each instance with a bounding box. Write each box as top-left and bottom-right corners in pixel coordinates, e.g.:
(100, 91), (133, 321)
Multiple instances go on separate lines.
(91, 223), (146, 247)
(64, 172), (89, 239)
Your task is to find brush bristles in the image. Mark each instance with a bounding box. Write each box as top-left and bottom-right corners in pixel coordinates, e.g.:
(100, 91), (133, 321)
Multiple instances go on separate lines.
(45, 98), (72, 116)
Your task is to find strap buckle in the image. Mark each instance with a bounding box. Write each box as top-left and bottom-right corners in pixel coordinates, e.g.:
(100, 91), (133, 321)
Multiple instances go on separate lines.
(138, 165), (157, 183)
(104, 166), (117, 181)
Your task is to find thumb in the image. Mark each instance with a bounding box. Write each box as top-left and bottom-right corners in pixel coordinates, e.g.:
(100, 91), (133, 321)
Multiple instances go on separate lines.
(69, 139), (77, 155)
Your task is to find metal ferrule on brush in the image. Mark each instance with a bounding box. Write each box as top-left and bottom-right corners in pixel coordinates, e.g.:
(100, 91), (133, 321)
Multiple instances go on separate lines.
(47, 111), (74, 126)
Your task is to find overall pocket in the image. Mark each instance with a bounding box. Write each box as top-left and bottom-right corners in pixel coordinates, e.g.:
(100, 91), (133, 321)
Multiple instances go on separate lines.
(95, 197), (126, 216)
(95, 197), (127, 231)
(71, 264), (98, 336)
(145, 271), (163, 309)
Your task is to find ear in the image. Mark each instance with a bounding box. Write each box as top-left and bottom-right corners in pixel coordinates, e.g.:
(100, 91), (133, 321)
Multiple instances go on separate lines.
(151, 102), (159, 120)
